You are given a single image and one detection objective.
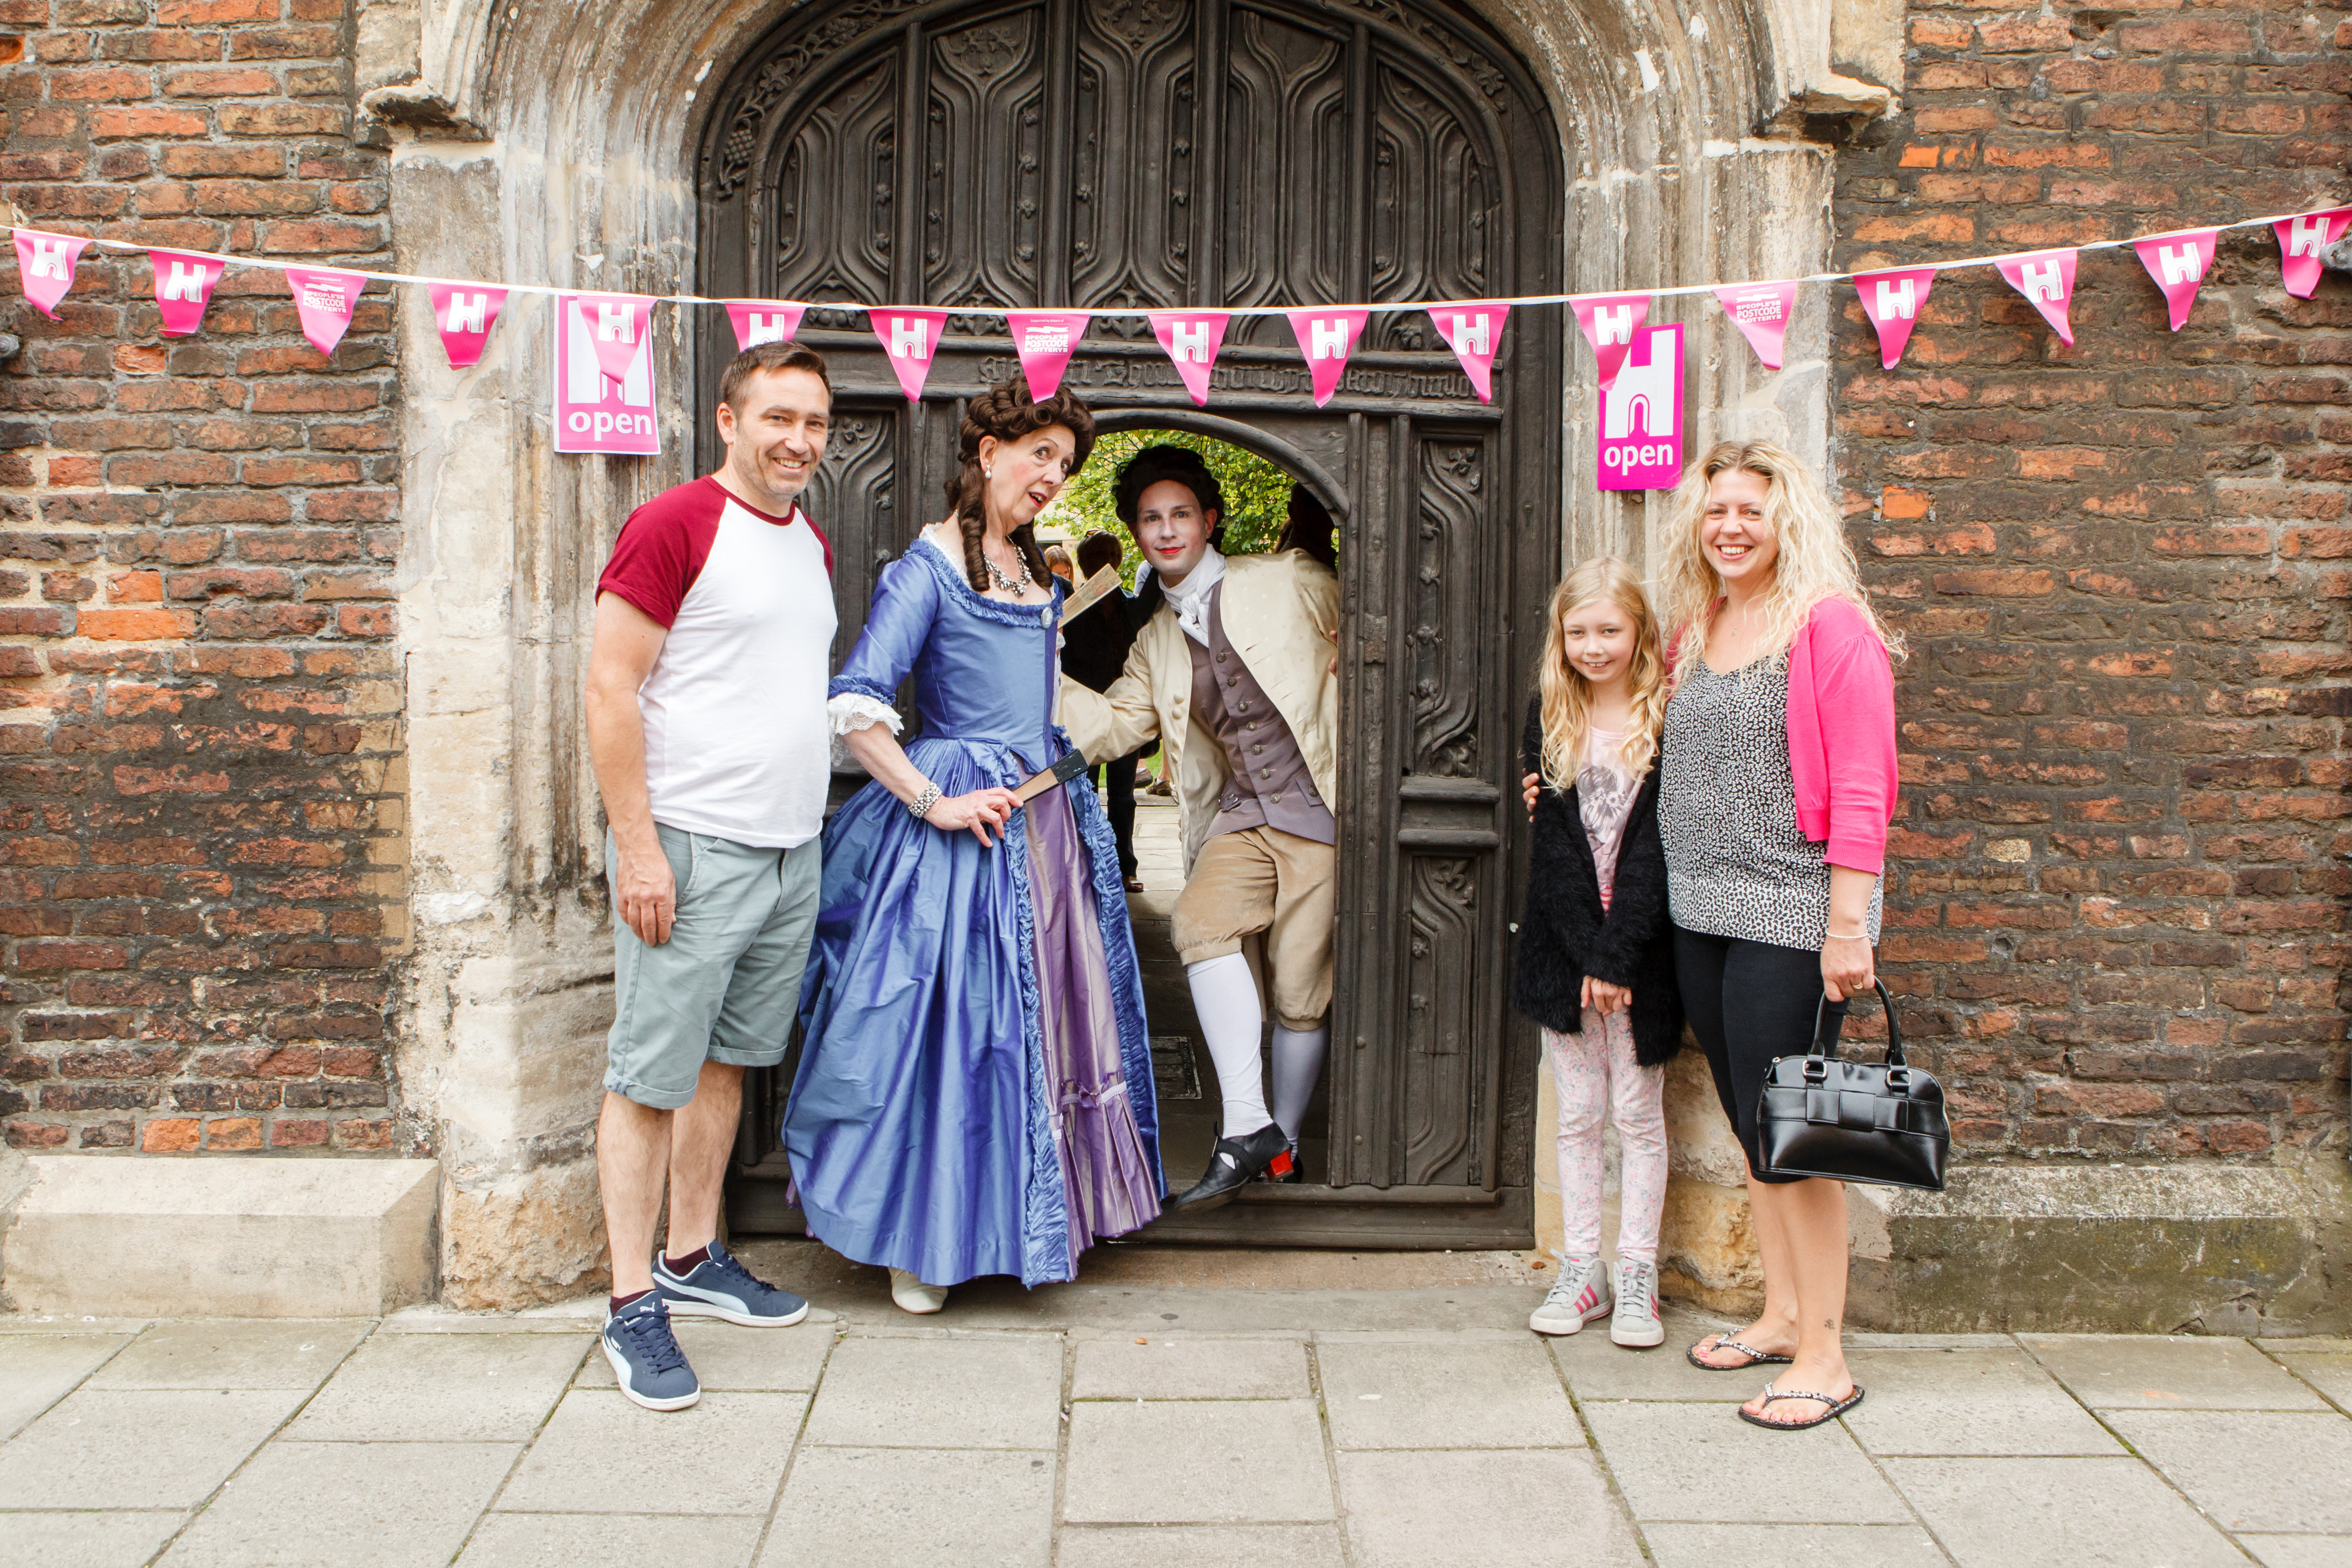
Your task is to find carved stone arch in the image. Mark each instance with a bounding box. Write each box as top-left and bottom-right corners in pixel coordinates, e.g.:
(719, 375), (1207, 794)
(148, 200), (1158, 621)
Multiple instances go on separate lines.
(1087, 408), (1350, 522)
(371, 0), (1890, 1299)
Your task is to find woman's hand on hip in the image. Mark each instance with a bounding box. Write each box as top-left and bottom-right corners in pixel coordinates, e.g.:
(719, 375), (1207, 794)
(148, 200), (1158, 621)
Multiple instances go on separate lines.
(1820, 935), (1875, 1002)
(926, 786), (1021, 847)
(1580, 975), (1632, 1017)
(1521, 771), (1541, 818)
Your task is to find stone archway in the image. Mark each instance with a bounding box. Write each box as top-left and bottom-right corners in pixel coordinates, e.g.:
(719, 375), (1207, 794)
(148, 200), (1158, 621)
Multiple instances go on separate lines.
(369, 0), (1893, 1304)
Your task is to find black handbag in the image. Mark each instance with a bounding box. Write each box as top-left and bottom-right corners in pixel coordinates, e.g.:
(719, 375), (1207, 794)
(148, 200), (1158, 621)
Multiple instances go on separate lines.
(1757, 980), (1949, 1191)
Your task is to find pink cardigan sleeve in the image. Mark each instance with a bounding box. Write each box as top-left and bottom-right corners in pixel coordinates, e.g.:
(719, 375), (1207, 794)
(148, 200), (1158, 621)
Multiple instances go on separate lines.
(1786, 598), (1898, 875)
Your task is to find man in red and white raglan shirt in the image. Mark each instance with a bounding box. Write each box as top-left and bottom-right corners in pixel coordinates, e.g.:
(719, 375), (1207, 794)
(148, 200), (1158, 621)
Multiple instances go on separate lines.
(583, 340), (836, 1410)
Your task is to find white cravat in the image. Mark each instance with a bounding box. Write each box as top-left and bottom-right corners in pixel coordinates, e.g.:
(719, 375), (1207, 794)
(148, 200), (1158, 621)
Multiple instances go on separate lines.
(1162, 547), (1227, 648)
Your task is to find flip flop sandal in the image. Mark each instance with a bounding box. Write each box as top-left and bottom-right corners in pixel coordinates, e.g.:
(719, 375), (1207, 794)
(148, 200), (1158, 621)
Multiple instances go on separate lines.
(1686, 1335), (1794, 1372)
(1737, 1384), (1865, 1431)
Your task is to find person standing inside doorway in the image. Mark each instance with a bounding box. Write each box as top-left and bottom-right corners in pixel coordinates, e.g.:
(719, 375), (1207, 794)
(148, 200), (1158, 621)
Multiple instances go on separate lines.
(582, 340), (836, 1411)
(1059, 529), (1145, 889)
(1061, 446), (1341, 1207)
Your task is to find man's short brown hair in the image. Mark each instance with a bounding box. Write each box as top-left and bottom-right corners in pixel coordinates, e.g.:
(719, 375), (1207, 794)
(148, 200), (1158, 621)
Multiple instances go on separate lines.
(721, 340), (831, 412)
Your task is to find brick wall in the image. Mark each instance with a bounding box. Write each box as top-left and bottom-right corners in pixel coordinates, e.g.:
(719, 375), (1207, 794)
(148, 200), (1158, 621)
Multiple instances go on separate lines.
(1840, 4), (2350, 1160)
(0, 0), (406, 1155)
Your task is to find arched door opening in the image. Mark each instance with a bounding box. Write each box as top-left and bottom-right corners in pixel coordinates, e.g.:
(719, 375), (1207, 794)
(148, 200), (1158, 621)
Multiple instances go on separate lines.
(703, 0), (1567, 1248)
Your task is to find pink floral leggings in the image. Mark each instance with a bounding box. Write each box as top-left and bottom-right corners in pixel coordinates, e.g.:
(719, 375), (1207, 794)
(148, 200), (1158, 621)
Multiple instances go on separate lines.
(1545, 1009), (1668, 1266)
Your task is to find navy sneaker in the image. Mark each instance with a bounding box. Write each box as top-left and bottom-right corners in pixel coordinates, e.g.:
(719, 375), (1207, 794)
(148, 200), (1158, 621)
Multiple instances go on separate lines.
(602, 1294), (700, 1411)
(652, 1238), (810, 1328)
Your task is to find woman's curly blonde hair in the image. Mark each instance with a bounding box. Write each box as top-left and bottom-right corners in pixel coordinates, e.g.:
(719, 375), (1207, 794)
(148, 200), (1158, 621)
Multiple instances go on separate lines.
(1656, 439), (1902, 682)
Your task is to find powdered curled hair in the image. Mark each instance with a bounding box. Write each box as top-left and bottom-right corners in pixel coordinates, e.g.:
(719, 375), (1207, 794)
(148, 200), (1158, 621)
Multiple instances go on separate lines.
(943, 378), (1096, 594)
(1656, 439), (1903, 682)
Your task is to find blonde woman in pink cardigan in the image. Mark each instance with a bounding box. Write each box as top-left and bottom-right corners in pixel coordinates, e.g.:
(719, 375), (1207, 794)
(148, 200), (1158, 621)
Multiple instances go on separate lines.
(1656, 439), (1901, 1430)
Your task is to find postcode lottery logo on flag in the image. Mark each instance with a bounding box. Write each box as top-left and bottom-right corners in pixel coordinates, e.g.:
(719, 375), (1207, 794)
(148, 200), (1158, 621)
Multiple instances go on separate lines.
(553, 292), (660, 455)
(1596, 324), (1681, 492)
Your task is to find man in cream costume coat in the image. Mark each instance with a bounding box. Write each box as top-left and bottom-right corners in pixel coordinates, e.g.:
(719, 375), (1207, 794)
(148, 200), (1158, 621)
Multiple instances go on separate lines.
(1060, 446), (1340, 1208)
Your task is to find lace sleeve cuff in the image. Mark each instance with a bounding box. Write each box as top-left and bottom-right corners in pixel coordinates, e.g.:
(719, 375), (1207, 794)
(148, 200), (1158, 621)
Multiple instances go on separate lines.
(827, 691), (903, 737)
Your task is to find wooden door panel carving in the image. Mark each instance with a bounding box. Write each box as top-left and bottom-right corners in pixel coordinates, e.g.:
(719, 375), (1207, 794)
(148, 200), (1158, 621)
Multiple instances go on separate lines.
(702, 0), (1561, 1244)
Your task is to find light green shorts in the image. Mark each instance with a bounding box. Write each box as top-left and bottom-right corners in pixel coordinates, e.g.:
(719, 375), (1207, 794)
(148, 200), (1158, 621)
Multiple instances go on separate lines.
(605, 824), (821, 1110)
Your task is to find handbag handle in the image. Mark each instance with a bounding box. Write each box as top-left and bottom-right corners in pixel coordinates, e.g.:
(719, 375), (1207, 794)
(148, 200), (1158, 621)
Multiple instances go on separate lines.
(1807, 979), (1905, 1069)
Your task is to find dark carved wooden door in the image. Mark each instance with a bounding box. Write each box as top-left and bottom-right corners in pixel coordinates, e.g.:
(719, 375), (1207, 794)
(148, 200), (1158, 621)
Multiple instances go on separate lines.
(702, 0), (1563, 1247)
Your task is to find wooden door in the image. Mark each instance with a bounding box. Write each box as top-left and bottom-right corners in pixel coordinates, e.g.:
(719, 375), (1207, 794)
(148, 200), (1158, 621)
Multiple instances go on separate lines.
(700, 0), (1564, 1247)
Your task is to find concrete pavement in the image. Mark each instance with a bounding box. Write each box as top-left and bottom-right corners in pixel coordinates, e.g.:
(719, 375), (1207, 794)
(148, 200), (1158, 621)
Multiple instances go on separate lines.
(2, 1240), (2346, 1567)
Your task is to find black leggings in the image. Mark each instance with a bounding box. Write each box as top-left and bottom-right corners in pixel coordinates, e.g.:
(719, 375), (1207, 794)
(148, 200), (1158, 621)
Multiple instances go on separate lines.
(1674, 926), (1846, 1186)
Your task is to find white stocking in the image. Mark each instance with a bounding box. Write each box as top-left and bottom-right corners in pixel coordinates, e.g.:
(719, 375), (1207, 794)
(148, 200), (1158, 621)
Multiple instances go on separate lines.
(1185, 952), (1269, 1136)
(1269, 1023), (1328, 1144)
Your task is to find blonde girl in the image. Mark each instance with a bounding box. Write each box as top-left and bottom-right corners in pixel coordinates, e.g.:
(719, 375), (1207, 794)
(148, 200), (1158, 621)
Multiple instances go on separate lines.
(1653, 439), (1900, 1431)
(1512, 556), (1684, 1349)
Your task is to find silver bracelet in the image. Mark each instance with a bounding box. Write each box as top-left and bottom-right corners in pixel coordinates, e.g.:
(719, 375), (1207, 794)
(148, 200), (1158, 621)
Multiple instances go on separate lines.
(907, 782), (942, 820)
(1825, 928), (1870, 942)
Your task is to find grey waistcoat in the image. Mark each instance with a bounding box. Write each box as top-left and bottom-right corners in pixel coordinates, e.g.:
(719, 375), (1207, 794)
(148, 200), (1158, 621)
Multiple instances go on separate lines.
(1184, 582), (1336, 846)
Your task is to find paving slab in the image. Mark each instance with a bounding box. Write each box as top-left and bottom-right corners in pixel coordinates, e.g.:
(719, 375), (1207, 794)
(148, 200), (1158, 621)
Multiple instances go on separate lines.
(573, 1319), (832, 1392)
(1071, 1337), (1309, 1401)
(0, 1512), (185, 1568)
(1579, 1402), (1909, 1524)
(2021, 1334), (2326, 1411)
(1062, 1400), (1332, 1523)
(495, 1390), (805, 1515)
(2256, 1339), (2352, 1355)
(0, 1335), (129, 1439)
(0, 1318), (153, 1336)
(455, 1513), (762, 1568)
(1884, 1455), (2244, 1568)
(0, 1388), (306, 1510)
(2270, 1351), (2352, 1412)
(1316, 1338), (1581, 1449)
(762, 1446), (1052, 1567)
(289, 1331), (589, 1442)
(379, 1310), (602, 1335)
(2106, 1410), (2352, 1535)
(800, 1335), (1059, 1450)
(156, 1441), (514, 1568)
(1548, 1313), (1752, 1402)
(1638, 1522), (1949, 1568)
(1054, 1524), (1345, 1568)
(1842, 1347), (2123, 1456)
(1336, 1449), (1642, 1568)
(86, 1320), (369, 1391)
(2238, 1537), (2352, 1568)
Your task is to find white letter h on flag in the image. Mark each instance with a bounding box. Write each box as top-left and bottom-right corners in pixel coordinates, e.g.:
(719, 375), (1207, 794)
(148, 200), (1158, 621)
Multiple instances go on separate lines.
(2154, 244), (2200, 287)
(890, 317), (928, 359)
(1309, 318), (1348, 359)
(1873, 278), (1916, 321)
(595, 302), (634, 342)
(1593, 304), (1632, 346)
(1445, 312), (1489, 357)
(160, 261), (204, 302)
(2018, 261), (2062, 303)
(1170, 321), (1211, 362)
(2288, 215), (2328, 258)
(443, 293), (488, 334)
(28, 239), (67, 281)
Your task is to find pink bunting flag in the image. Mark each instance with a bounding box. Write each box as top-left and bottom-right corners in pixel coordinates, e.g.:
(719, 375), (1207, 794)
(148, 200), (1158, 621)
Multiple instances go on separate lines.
(725, 300), (807, 351)
(2132, 230), (2218, 331)
(1570, 292), (1651, 392)
(285, 265), (364, 359)
(149, 249), (226, 337)
(2274, 207), (2352, 300)
(1284, 307), (1368, 407)
(1428, 302), (1508, 402)
(1147, 310), (1230, 406)
(870, 308), (948, 401)
(572, 293), (655, 389)
(1853, 267), (1938, 369)
(1006, 310), (1091, 403)
(429, 283), (506, 368)
(1712, 281), (1799, 372)
(13, 229), (91, 319)
(1994, 248), (2079, 345)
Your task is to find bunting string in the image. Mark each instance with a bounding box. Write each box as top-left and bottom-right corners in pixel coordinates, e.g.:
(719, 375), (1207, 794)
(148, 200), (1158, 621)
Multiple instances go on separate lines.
(8, 203), (2347, 462)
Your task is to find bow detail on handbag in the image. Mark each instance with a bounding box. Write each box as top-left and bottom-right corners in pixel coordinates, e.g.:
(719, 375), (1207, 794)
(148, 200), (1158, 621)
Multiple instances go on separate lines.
(1756, 980), (1950, 1191)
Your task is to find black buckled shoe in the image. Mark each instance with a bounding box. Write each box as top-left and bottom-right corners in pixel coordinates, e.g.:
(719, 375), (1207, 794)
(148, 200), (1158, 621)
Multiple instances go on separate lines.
(1258, 1138), (1303, 1184)
(1170, 1123), (1290, 1210)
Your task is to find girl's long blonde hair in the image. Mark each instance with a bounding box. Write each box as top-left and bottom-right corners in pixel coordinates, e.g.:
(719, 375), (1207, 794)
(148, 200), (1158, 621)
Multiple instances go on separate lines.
(1538, 556), (1668, 789)
(1656, 439), (1903, 681)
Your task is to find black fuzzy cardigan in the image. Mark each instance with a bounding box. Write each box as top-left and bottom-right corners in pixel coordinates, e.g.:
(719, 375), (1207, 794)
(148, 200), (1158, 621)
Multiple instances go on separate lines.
(1511, 695), (1685, 1066)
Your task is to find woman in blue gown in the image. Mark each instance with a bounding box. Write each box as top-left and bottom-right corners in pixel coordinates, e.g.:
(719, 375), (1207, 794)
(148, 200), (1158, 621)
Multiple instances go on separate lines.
(788, 379), (1162, 1311)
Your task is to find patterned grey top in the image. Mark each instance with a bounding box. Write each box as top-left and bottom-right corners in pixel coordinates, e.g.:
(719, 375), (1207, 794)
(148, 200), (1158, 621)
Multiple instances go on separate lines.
(1659, 654), (1882, 953)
